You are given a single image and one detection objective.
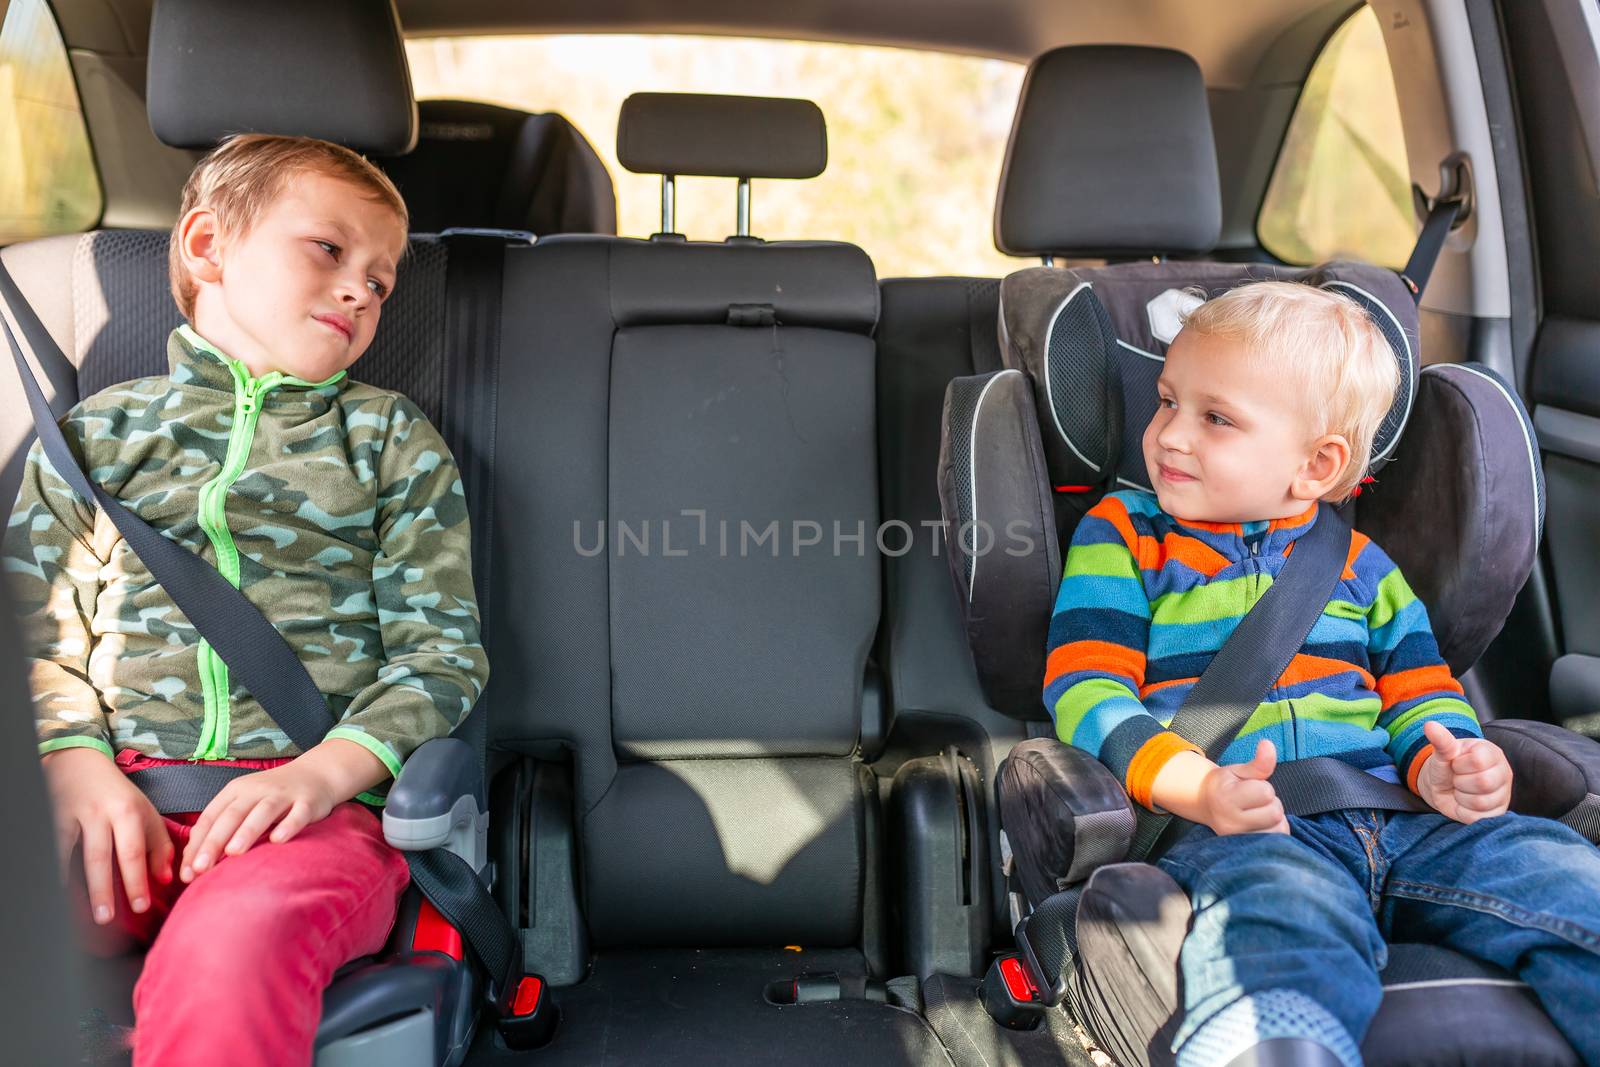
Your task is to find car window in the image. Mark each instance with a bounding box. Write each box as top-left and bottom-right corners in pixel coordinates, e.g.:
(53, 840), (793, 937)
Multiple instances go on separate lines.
(406, 34), (1027, 279)
(1256, 6), (1413, 269)
(0, 0), (102, 243)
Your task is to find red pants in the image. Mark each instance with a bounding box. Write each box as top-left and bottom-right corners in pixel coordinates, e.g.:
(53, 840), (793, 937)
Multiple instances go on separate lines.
(83, 755), (411, 1067)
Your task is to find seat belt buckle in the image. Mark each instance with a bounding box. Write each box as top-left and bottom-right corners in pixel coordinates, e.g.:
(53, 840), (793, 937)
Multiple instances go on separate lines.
(981, 954), (1046, 1030)
(495, 973), (558, 1050)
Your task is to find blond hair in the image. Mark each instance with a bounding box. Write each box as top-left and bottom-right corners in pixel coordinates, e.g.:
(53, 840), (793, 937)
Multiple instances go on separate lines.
(1180, 280), (1399, 502)
(169, 134), (408, 319)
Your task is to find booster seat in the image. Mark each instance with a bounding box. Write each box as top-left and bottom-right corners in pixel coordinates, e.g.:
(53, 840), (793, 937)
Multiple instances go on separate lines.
(937, 258), (1599, 1067)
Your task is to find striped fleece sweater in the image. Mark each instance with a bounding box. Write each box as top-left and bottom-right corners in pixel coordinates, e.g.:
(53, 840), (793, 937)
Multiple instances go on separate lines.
(1044, 490), (1481, 811)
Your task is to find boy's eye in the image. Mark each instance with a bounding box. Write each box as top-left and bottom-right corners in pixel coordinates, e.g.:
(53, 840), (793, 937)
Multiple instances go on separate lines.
(367, 278), (389, 299)
(1206, 412), (1232, 427)
(1159, 396), (1177, 410)
(315, 239), (339, 259)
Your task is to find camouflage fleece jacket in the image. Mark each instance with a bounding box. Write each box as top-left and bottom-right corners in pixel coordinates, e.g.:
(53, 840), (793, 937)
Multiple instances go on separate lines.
(4, 324), (488, 788)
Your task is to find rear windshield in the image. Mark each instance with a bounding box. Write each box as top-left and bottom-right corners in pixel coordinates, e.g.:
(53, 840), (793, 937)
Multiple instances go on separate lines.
(406, 34), (1028, 279)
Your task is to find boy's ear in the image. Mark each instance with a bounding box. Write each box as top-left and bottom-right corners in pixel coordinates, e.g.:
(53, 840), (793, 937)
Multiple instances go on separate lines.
(177, 208), (224, 285)
(1292, 433), (1352, 502)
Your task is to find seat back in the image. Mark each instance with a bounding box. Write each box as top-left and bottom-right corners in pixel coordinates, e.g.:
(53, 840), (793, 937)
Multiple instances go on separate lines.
(487, 94), (885, 949)
(378, 100), (617, 236)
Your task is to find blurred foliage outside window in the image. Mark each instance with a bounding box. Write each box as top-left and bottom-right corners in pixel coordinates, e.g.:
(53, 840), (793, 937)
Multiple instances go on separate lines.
(1258, 7), (1414, 268)
(0, 0), (102, 243)
(407, 34), (1028, 279)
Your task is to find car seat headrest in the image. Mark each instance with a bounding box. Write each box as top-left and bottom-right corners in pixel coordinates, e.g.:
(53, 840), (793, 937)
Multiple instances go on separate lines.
(616, 93), (827, 180)
(147, 0), (417, 154)
(998, 261), (1418, 495)
(994, 45), (1221, 259)
(379, 101), (618, 236)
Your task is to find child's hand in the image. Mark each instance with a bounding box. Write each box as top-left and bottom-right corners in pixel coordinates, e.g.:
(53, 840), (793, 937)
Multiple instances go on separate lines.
(179, 760), (340, 881)
(180, 737), (389, 881)
(1417, 720), (1512, 824)
(1198, 740), (1291, 836)
(42, 747), (174, 924)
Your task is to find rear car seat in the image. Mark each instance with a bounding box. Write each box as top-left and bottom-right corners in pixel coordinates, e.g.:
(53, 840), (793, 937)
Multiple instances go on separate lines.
(934, 43), (1593, 1067)
(475, 91), (955, 1064)
(378, 99), (617, 236)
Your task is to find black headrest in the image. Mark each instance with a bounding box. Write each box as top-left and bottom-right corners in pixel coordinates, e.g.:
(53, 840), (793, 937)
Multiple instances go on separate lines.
(147, 0), (417, 154)
(999, 261), (1419, 495)
(378, 101), (618, 236)
(617, 93), (826, 179)
(994, 46), (1220, 259)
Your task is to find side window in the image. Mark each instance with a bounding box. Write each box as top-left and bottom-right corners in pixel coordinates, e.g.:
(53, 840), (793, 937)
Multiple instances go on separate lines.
(1257, 6), (1412, 268)
(0, 0), (102, 243)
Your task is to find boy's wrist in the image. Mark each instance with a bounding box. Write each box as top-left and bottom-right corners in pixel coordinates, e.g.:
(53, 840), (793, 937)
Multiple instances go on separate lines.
(291, 737), (392, 805)
(1147, 749), (1220, 822)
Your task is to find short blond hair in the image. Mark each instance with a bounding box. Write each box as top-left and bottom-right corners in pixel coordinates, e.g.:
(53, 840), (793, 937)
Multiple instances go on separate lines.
(1180, 280), (1399, 501)
(169, 134), (408, 319)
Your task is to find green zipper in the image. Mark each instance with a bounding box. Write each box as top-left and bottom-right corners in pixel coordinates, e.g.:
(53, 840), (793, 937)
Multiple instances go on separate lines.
(186, 336), (343, 759)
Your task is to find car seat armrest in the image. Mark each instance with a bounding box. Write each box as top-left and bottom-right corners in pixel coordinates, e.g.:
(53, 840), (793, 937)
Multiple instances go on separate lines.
(383, 738), (489, 870)
(996, 738), (1136, 909)
(1485, 719), (1600, 842)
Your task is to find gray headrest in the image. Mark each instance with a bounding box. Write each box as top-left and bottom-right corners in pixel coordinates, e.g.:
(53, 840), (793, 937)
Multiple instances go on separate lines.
(147, 0), (417, 154)
(617, 93), (826, 179)
(379, 101), (617, 235)
(994, 46), (1220, 259)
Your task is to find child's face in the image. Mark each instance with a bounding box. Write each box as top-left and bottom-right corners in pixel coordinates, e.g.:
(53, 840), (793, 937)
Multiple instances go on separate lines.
(1142, 328), (1350, 523)
(183, 171), (404, 381)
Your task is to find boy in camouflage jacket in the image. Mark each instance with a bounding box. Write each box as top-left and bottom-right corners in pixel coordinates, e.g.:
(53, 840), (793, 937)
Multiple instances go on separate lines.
(4, 135), (487, 1067)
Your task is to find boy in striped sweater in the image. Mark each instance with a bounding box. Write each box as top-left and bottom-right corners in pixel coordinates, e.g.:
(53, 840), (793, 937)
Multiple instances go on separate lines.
(1047, 282), (1600, 1067)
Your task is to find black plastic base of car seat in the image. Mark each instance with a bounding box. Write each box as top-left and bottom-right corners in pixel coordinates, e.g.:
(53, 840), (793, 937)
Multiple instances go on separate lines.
(1222, 1038), (1346, 1067)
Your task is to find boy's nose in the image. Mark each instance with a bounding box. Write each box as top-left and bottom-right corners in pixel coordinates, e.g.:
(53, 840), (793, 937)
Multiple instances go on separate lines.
(1156, 418), (1190, 454)
(336, 275), (371, 310)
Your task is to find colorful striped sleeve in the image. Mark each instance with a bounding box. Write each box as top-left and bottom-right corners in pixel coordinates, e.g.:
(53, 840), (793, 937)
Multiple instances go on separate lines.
(1045, 494), (1198, 810)
(1361, 540), (1481, 792)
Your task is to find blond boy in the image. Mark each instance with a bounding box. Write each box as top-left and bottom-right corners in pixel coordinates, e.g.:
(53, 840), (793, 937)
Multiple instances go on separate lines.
(1045, 282), (1600, 1066)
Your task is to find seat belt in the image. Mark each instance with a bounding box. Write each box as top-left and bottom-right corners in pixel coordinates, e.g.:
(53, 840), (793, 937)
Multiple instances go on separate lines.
(1127, 503), (1424, 862)
(1399, 194), (1464, 304)
(1, 258), (527, 1015)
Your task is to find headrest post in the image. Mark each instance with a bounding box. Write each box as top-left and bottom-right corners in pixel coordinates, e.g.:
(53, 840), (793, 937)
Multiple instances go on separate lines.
(1041, 255), (1055, 268)
(661, 174), (677, 235)
(736, 178), (752, 237)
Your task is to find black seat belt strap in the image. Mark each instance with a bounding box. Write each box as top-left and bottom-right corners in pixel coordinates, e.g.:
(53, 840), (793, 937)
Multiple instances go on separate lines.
(1269, 756), (1429, 816)
(438, 234), (505, 788)
(1400, 196), (1463, 304)
(1128, 503), (1351, 861)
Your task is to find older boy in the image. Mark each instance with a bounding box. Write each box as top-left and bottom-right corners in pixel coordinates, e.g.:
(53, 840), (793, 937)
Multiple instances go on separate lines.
(1046, 282), (1600, 1066)
(5, 134), (487, 1066)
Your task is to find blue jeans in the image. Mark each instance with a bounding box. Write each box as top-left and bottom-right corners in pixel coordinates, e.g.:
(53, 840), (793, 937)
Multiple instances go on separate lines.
(1156, 810), (1600, 1067)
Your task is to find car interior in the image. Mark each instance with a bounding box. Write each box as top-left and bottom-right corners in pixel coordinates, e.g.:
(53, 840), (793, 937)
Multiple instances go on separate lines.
(4, 1), (1600, 1065)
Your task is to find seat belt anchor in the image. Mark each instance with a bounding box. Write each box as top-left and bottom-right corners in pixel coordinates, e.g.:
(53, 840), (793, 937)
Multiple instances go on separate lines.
(494, 973), (558, 1050)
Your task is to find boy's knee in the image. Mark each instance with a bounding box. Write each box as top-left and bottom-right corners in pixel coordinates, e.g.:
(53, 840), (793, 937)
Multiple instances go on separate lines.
(1176, 988), (1364, 1067)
